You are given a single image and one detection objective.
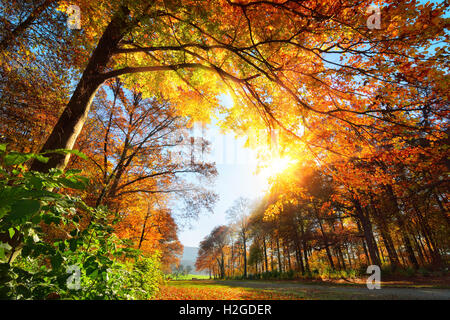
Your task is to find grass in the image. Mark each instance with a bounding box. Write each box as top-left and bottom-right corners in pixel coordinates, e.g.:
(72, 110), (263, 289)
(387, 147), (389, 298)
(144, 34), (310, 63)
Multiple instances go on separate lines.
(166, 274), (211, 280)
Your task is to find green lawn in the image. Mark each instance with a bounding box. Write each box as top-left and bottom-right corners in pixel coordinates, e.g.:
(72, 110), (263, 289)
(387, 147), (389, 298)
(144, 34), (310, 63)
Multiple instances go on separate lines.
(168, 274), (211, 280)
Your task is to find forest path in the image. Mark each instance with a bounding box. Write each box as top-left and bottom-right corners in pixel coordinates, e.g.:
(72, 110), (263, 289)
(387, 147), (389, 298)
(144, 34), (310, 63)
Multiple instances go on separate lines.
(204, 280), (450, 300)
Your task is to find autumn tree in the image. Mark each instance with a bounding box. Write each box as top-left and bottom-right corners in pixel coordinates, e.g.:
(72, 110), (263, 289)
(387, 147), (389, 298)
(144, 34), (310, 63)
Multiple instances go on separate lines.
(195, 225), (229, 279)
(114, 196), (183, 271)
(65, 79), (218, 267)
(226, 197), (251, 277)
(1, 0), (448, 286)
(22, 0), (447, 176)
(0, 0), (76, 152)
(69, 79), (217, 214)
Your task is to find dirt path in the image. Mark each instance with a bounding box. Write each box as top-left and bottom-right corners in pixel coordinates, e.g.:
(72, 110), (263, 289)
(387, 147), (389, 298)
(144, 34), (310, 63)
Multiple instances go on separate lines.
(209, 280), (450, 300)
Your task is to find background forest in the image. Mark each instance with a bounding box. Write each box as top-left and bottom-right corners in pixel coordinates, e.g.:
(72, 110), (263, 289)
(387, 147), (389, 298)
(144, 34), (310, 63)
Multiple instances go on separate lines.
(0, 0), (448, 299)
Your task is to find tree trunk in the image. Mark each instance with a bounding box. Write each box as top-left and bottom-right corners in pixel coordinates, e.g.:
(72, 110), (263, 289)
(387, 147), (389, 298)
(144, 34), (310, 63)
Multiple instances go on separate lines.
(242, 233), (247, 278)
(137, 204), (151, 250)
(31, 6), (132, 172)
(285, 246), (292, 271)
(293, 217), (305, 273)
(410, 200), (443, 267)
(299, 222), (310, 272)
(385, 185), (419, 269)
(353, 197), (381, 266)
(434, 192), (450, 227)
(336, 246), (346, 270)
(263, 236), (268, 273)
(313, 206), (335, 270)
(295, 242), (305, 274)
(270, 238), (274, 271)
(370, 200), (401, 268)
(276, 235), (283, 273)
(356, 218), (371, 265)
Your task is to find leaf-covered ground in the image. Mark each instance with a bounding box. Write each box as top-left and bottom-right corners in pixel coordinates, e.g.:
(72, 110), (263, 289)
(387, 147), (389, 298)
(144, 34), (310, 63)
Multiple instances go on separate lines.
(156, 281), (302, 300)
(156, 280), (450, 300)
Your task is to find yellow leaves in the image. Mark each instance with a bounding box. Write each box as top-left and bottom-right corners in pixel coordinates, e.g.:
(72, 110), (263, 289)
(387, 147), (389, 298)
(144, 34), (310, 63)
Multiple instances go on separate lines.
(263, 201), (282, 221)
(391, 29), (401, 37)
(55, 2), (71, 13)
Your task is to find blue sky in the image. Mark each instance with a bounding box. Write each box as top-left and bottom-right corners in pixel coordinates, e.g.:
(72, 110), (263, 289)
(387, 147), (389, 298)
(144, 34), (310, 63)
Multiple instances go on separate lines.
(177, 95), (269, 248)
(178, 162), (267, 247)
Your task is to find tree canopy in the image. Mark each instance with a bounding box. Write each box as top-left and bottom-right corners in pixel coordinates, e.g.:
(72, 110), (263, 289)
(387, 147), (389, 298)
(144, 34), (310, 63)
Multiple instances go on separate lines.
(0, 0), (448, 299)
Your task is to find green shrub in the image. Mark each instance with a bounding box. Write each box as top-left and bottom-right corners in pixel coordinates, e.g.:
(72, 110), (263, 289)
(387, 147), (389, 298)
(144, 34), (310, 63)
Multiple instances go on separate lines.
(281, 270), (295, 279)
(0, 145), (162, 299)
(397, 267), (416, 278)
(417, 267), (431, 277)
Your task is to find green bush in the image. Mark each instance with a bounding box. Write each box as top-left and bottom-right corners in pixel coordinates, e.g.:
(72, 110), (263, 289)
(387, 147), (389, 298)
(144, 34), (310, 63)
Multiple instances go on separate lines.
(0, 145), (162, 299)
(396, 266), (416, 278)
(417, 267), (431, 277)
(232, 268), (364, 281)
(281, 270), (295, 279)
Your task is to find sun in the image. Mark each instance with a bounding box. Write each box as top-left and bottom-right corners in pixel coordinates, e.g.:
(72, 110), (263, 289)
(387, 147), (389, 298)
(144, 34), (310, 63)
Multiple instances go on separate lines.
(257, 155), (296, 185)
(267, 156), (294, 176)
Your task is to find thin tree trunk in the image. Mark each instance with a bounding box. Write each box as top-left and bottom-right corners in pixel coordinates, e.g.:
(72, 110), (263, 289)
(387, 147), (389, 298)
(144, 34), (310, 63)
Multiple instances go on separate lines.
(353, 198), (381, 266)
(263, 236), (268, 273)
(270, 238), (274, 271)
(276, 235), (283, 273)
(294, 217), (305, 273)
(410, 200), (443, 267)
(285, 246), (292, 271)
(356, 219), (371, 265)
(385, 185), (419, 269)
(137, 202), (152, 249)
(434, 192), (450, 227)
(317, 217), (335, 270)
(242, 233), (247, 278)
(337, 246), (346, 270)
(369, 198), (401, 268)
(299, 222), (310, 272)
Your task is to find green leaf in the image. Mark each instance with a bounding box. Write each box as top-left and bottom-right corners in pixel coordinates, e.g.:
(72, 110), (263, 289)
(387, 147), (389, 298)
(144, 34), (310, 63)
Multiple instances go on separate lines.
(68, 238), (78, 252)
(21, 245), (31, 258)
(65, 169), (82, 176)
(3, 153), (48, 166)
(50, 253), (63, 270)
(86, 267), (98, 279)
(0, 247), (5, 261)
(34, 154), (49, 163)
(16, 285), (32, 298)
(57, 241), (65, 251)
(43, 149), (88, 160)
(57, 177), (85, 190)
(83, 256), (96, 268)
(8, 228), (15, 239)
(8, 199), (41, 223)
(31, 214), (42, 224)
(4, 153), (30, 166)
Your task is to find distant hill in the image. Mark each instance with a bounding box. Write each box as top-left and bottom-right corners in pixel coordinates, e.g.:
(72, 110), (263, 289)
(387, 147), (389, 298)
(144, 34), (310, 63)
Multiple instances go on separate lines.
(178, 246), (209, 275)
